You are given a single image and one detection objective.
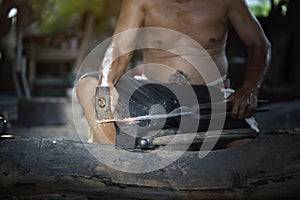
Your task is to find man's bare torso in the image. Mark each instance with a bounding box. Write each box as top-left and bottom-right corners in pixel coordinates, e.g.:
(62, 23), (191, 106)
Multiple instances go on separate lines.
(139, 0), (230, 85)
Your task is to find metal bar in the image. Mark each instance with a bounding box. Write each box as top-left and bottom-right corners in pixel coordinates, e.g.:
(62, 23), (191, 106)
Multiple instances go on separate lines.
(96, 107), (269, 124)
(152, 128), (256, 146)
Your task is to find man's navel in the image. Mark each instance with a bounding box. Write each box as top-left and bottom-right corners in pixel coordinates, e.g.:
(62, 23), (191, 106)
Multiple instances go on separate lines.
(175, 0), (191, 3)
(156, 40), (163, 45)
(209, 38), (217, 43)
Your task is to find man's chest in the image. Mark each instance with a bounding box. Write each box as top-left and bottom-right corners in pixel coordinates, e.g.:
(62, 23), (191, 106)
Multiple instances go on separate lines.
(144, 0), (227, 27)
(143, 1), (228, 47)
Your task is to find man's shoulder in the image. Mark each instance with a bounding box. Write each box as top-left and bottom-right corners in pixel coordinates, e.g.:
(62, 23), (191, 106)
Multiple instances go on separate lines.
(221, 0), (248, 9)
(122, 0), (148, 5)
(221, 0), (253, 18)
(121, 0), (147, 8)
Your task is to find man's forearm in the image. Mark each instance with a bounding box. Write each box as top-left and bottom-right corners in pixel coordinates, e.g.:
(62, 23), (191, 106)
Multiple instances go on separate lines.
(228, 40), (271, 119)
(242, 42), (271, 91)
(98, 45), (133, 87)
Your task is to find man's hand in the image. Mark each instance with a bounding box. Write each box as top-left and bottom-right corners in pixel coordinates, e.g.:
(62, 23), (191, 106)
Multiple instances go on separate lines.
(226, 87), (258, 119)
(110, 85), (119, 113)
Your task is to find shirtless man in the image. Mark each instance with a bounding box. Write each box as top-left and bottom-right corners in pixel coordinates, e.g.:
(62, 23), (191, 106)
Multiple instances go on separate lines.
(76, 0), (271, 144)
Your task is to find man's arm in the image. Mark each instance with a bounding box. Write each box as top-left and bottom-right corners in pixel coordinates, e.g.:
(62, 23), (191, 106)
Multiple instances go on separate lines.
(91, 0), (145, 144)
(225, 0), (271, 119)
(98, 0), (145, 86)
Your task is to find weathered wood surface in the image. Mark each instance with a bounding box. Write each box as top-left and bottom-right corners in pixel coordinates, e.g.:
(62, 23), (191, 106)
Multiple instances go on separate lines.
(0, 131), (299, 200)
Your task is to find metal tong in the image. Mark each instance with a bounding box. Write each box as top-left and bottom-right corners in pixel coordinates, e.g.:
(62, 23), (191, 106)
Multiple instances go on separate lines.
(96, 100), (269, 124)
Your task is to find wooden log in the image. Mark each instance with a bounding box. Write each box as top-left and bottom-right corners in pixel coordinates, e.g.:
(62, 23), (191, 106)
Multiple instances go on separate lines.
(0, 130), (299, 199)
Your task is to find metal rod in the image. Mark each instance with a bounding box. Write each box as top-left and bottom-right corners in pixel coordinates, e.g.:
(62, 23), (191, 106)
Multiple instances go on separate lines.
(96, 107), (269, 124)
(152, 128), (257, 146)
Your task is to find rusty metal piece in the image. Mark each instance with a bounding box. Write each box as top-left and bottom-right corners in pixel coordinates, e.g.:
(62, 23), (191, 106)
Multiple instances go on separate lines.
(95, 86), (112, 119)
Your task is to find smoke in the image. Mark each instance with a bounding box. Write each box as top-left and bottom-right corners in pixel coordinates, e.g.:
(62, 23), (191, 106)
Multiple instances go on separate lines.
(101, 43), (115, 87)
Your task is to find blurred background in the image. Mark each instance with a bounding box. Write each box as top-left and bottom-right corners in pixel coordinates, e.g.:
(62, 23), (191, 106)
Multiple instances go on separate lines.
(0, 0), (299, 140)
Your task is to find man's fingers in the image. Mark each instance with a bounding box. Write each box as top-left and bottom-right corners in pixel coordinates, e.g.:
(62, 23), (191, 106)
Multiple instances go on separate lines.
(227, 89), (258, 119)
(231, 101), (252, 119)
(242, 105), (251, 119)
(245, 104), (256, 118)
(232, 102), (256, 119)
(238, 103), (250, 119)
(231, 101), (239, 119)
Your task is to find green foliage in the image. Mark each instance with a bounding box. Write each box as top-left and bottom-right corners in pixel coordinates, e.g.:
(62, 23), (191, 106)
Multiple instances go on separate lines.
(29, 0), (105, 34)
(274, 0), (290, 16)
(29, 0), (289, 34)
(247, 0), (272, 17)
(247, 0), (290, 17)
